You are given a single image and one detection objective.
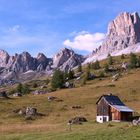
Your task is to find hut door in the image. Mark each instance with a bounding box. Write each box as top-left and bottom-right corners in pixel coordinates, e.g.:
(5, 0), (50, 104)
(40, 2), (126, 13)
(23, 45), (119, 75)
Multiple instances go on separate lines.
(112, 113), (115, 120)
(103, 117), (107, 122)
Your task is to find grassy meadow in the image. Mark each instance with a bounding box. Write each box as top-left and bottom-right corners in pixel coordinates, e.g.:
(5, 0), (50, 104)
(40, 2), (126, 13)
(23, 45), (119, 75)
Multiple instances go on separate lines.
(0, 54), (140, 140)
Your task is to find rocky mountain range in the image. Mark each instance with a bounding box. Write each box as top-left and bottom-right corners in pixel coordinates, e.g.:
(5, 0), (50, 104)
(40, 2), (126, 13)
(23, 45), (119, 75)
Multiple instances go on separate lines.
(85, 12), (140, 63)
(0, 48), (85, 84)
(0, 11), (140, 84)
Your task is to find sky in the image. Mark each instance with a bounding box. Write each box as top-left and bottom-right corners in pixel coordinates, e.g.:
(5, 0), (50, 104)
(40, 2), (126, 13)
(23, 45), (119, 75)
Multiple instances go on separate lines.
(0, 0), (139, 57)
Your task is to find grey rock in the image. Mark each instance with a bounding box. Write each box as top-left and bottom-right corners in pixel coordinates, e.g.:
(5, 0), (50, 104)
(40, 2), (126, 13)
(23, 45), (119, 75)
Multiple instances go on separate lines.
(53, 48), (85, 71)
(94, 12), (140, 55)
(26, 107), (37, 116)
(84, 12), (140, 63)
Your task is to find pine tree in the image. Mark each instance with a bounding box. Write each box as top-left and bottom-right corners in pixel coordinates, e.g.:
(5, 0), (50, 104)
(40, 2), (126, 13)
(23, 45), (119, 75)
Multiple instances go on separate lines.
(84, 67), (91, 80)
(77, 64), (82, 72)
(16, 83), (23, 93)
(22, 84), (30, 94)
(51, 69), (64, 89)
(16, 83), (30, 94)
(121, 54), (125, 59)
(92, 60), (100, 70)
(104, 63), (109, 72)
(108, 55), (113, 65)
(137, 56), (140, 67)
(64, 71), (69, 81)
(129, 53), (137, 68)
(87, 63), (91, 70)
(68, 70), (74, 80)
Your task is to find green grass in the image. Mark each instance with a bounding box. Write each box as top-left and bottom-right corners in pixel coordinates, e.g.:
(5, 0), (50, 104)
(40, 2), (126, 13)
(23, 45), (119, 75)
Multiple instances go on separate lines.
(1, 123), (140, 140)
(0, 54), (140, 140)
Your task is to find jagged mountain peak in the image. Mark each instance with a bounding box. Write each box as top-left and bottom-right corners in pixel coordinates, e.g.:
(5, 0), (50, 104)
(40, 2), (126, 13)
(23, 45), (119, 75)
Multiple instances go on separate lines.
(53, 47), (85, 71)
(84, 12), (140, 63)
(37, 53), (47, 60)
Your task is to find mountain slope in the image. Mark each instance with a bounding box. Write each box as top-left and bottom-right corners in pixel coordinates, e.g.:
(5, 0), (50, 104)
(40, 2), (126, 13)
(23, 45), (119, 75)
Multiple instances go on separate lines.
(84, 12), (140, 63)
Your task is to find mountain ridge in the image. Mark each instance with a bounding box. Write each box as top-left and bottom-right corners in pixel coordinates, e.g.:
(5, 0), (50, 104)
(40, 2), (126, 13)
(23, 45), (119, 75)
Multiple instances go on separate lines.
(0, 11), (140, 83)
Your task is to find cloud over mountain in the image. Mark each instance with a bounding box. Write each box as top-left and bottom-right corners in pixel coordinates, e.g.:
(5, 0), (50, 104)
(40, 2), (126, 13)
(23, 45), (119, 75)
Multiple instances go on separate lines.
(63, 32), (105, 52)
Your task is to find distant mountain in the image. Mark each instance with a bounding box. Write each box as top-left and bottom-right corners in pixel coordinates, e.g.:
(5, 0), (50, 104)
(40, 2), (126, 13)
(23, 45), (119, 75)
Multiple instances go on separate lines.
(84, 12), (140, 63)
(0, 11), (140, 84)
(0, 48), (85, 83)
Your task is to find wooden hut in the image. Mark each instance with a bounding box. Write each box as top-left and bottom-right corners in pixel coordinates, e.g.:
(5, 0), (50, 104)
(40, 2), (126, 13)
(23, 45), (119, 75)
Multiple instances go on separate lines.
(96, 94), (133, 123)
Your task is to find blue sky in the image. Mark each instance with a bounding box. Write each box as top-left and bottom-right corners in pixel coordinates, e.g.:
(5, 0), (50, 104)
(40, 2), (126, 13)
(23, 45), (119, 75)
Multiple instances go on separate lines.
(0, 0), (139, 57)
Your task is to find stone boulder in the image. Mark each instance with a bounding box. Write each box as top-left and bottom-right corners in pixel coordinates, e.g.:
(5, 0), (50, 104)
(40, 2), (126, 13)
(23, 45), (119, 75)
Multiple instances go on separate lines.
(0, 91), (9, 98)
(26, 107), (37, 116)
(68, 116), (87, 124)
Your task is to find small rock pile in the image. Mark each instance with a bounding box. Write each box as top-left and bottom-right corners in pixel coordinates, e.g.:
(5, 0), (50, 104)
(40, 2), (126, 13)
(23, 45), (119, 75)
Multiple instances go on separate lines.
(13, 106), (44, 120)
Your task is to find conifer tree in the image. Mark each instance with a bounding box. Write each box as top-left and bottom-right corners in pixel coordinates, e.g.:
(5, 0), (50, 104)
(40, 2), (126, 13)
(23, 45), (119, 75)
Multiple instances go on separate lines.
(51, 69), (64, 89)
(129, 53), (137, 68)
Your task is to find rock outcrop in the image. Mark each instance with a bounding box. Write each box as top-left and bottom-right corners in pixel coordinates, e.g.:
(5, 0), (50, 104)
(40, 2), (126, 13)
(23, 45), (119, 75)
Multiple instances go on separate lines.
(99, 12), (140, 54)
(53, 48), (85, 71)
(0, 50), (10, 67)
(84, 12), (140, 63)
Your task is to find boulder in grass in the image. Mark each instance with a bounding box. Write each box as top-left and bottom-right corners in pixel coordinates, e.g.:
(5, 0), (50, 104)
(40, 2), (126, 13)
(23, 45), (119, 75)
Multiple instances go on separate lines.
(26, 107), (37, 116)
(0, 91), (9, 99)
(68, 116), (87, 124)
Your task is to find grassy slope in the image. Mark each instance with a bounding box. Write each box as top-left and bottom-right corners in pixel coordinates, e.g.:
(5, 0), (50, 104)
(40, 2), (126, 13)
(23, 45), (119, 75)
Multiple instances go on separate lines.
(0, 55), (140, 140)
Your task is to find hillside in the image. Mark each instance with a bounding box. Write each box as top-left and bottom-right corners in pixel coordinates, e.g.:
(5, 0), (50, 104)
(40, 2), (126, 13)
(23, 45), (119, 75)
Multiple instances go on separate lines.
(0, 54), (140, 140)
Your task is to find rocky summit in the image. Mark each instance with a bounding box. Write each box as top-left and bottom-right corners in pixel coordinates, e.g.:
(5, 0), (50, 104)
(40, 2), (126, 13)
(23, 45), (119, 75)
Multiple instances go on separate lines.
(84, 12), (140, 63)
(0, 48), (85, 83)
(53, 48), (85, 71)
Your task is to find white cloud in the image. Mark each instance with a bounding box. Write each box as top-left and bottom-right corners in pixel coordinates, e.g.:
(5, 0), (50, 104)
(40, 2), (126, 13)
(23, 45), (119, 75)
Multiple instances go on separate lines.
(63, 32), (105, 52)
